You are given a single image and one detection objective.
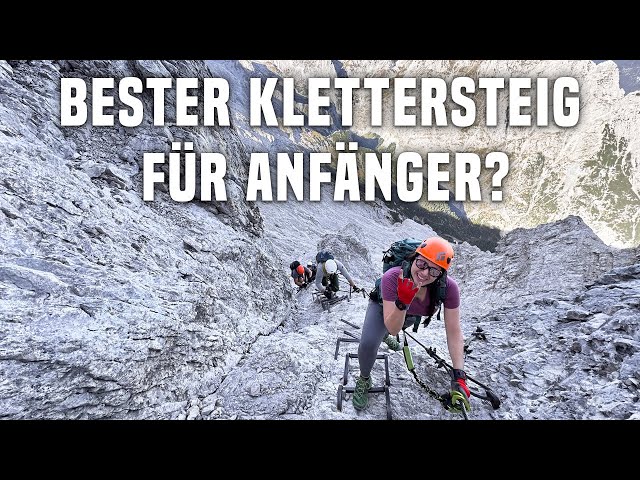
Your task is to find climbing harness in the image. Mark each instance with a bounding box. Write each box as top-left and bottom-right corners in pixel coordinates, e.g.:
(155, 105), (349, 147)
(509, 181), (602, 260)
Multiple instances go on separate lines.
(401, 329), (501, 418)
(401, 333), (466, 417)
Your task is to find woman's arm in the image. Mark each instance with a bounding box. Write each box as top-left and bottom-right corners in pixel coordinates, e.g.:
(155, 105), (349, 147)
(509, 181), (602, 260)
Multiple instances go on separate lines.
(382, 299), (407, 336)
(444, 307), (464, 370)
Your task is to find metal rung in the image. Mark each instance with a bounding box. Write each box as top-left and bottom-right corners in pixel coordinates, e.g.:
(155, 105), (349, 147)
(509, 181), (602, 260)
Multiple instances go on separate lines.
(343, 386), (386, 394)
(336, 383), (393, 420)
(334, 337), (359, 360)
(339, 319), (360, 330)
(341, 352), (391, 387)
(343, 330), (359, 340)
(322, 295), (348, 312)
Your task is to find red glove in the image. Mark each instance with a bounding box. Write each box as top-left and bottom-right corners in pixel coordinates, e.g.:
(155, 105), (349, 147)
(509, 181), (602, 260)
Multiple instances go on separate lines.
(454, 378), (470, 398)
(397, 277), (419, 305)
(451, 369), (471, 398)
(447, 369), (471, 413)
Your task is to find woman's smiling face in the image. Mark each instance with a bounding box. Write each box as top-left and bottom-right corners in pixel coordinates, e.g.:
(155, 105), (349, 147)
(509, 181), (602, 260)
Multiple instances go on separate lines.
(410, 255), (443, 287)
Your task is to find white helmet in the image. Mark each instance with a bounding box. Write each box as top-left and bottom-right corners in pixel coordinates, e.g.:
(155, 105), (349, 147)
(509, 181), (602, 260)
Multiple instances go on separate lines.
(325, 259), (338, 274)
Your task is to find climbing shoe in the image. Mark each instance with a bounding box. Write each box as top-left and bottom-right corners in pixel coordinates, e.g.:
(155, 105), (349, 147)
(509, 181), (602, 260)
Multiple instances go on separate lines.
(383, 334), (402, 352)
(352, 375), (372, 411)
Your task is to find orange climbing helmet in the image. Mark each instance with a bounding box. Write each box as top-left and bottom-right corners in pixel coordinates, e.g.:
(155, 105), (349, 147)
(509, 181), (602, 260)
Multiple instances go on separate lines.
(296, 265), (305, 275)
(415, 237), (454, 270)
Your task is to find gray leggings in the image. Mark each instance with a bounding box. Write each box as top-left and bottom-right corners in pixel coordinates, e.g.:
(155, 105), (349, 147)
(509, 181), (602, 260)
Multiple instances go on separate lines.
(357, 301), (417, 377)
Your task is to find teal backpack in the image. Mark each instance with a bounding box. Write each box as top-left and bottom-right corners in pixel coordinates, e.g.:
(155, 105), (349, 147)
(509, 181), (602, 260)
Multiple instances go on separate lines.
(381, 239), (422, 272)
(370, 238), (447, 332)
(315, 251), (334, 264)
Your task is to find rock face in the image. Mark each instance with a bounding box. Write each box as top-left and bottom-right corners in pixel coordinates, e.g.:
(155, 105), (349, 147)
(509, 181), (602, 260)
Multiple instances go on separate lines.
(1, 60), (639, 420)
(450, 217), (640, 419)
(256, 60), (640, 248)
(0, 60), (287, 419)
(460, 262), (640, 420)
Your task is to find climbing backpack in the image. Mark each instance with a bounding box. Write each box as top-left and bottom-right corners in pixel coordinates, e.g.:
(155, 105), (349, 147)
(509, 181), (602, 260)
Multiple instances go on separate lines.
(315, 250), (334, 264)
(382, 238), (422, 272)
(369, 238), (447, 332)
(289, 260), (301, 271)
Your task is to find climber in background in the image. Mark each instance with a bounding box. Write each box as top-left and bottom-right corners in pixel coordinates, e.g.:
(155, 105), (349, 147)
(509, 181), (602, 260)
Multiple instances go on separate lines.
(306, 262), (317, 282)
(290, 261), (314, 288)
(315, 251), (358, 299)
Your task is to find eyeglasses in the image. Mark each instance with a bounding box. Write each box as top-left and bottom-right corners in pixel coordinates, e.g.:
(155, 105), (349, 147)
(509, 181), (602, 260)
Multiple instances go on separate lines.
(414, 258), (442, 277)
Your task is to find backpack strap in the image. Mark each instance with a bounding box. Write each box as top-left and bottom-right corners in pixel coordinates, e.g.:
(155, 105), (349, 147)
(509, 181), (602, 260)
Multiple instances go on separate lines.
(400, 259), (427, 332)
(401, 260), (412, 280)
(437, 271), (448, 304)
(369, 277), (382, 303)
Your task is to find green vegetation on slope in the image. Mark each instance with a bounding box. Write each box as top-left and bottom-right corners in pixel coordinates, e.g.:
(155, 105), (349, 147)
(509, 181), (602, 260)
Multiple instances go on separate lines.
(580, 124), (640, 243)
